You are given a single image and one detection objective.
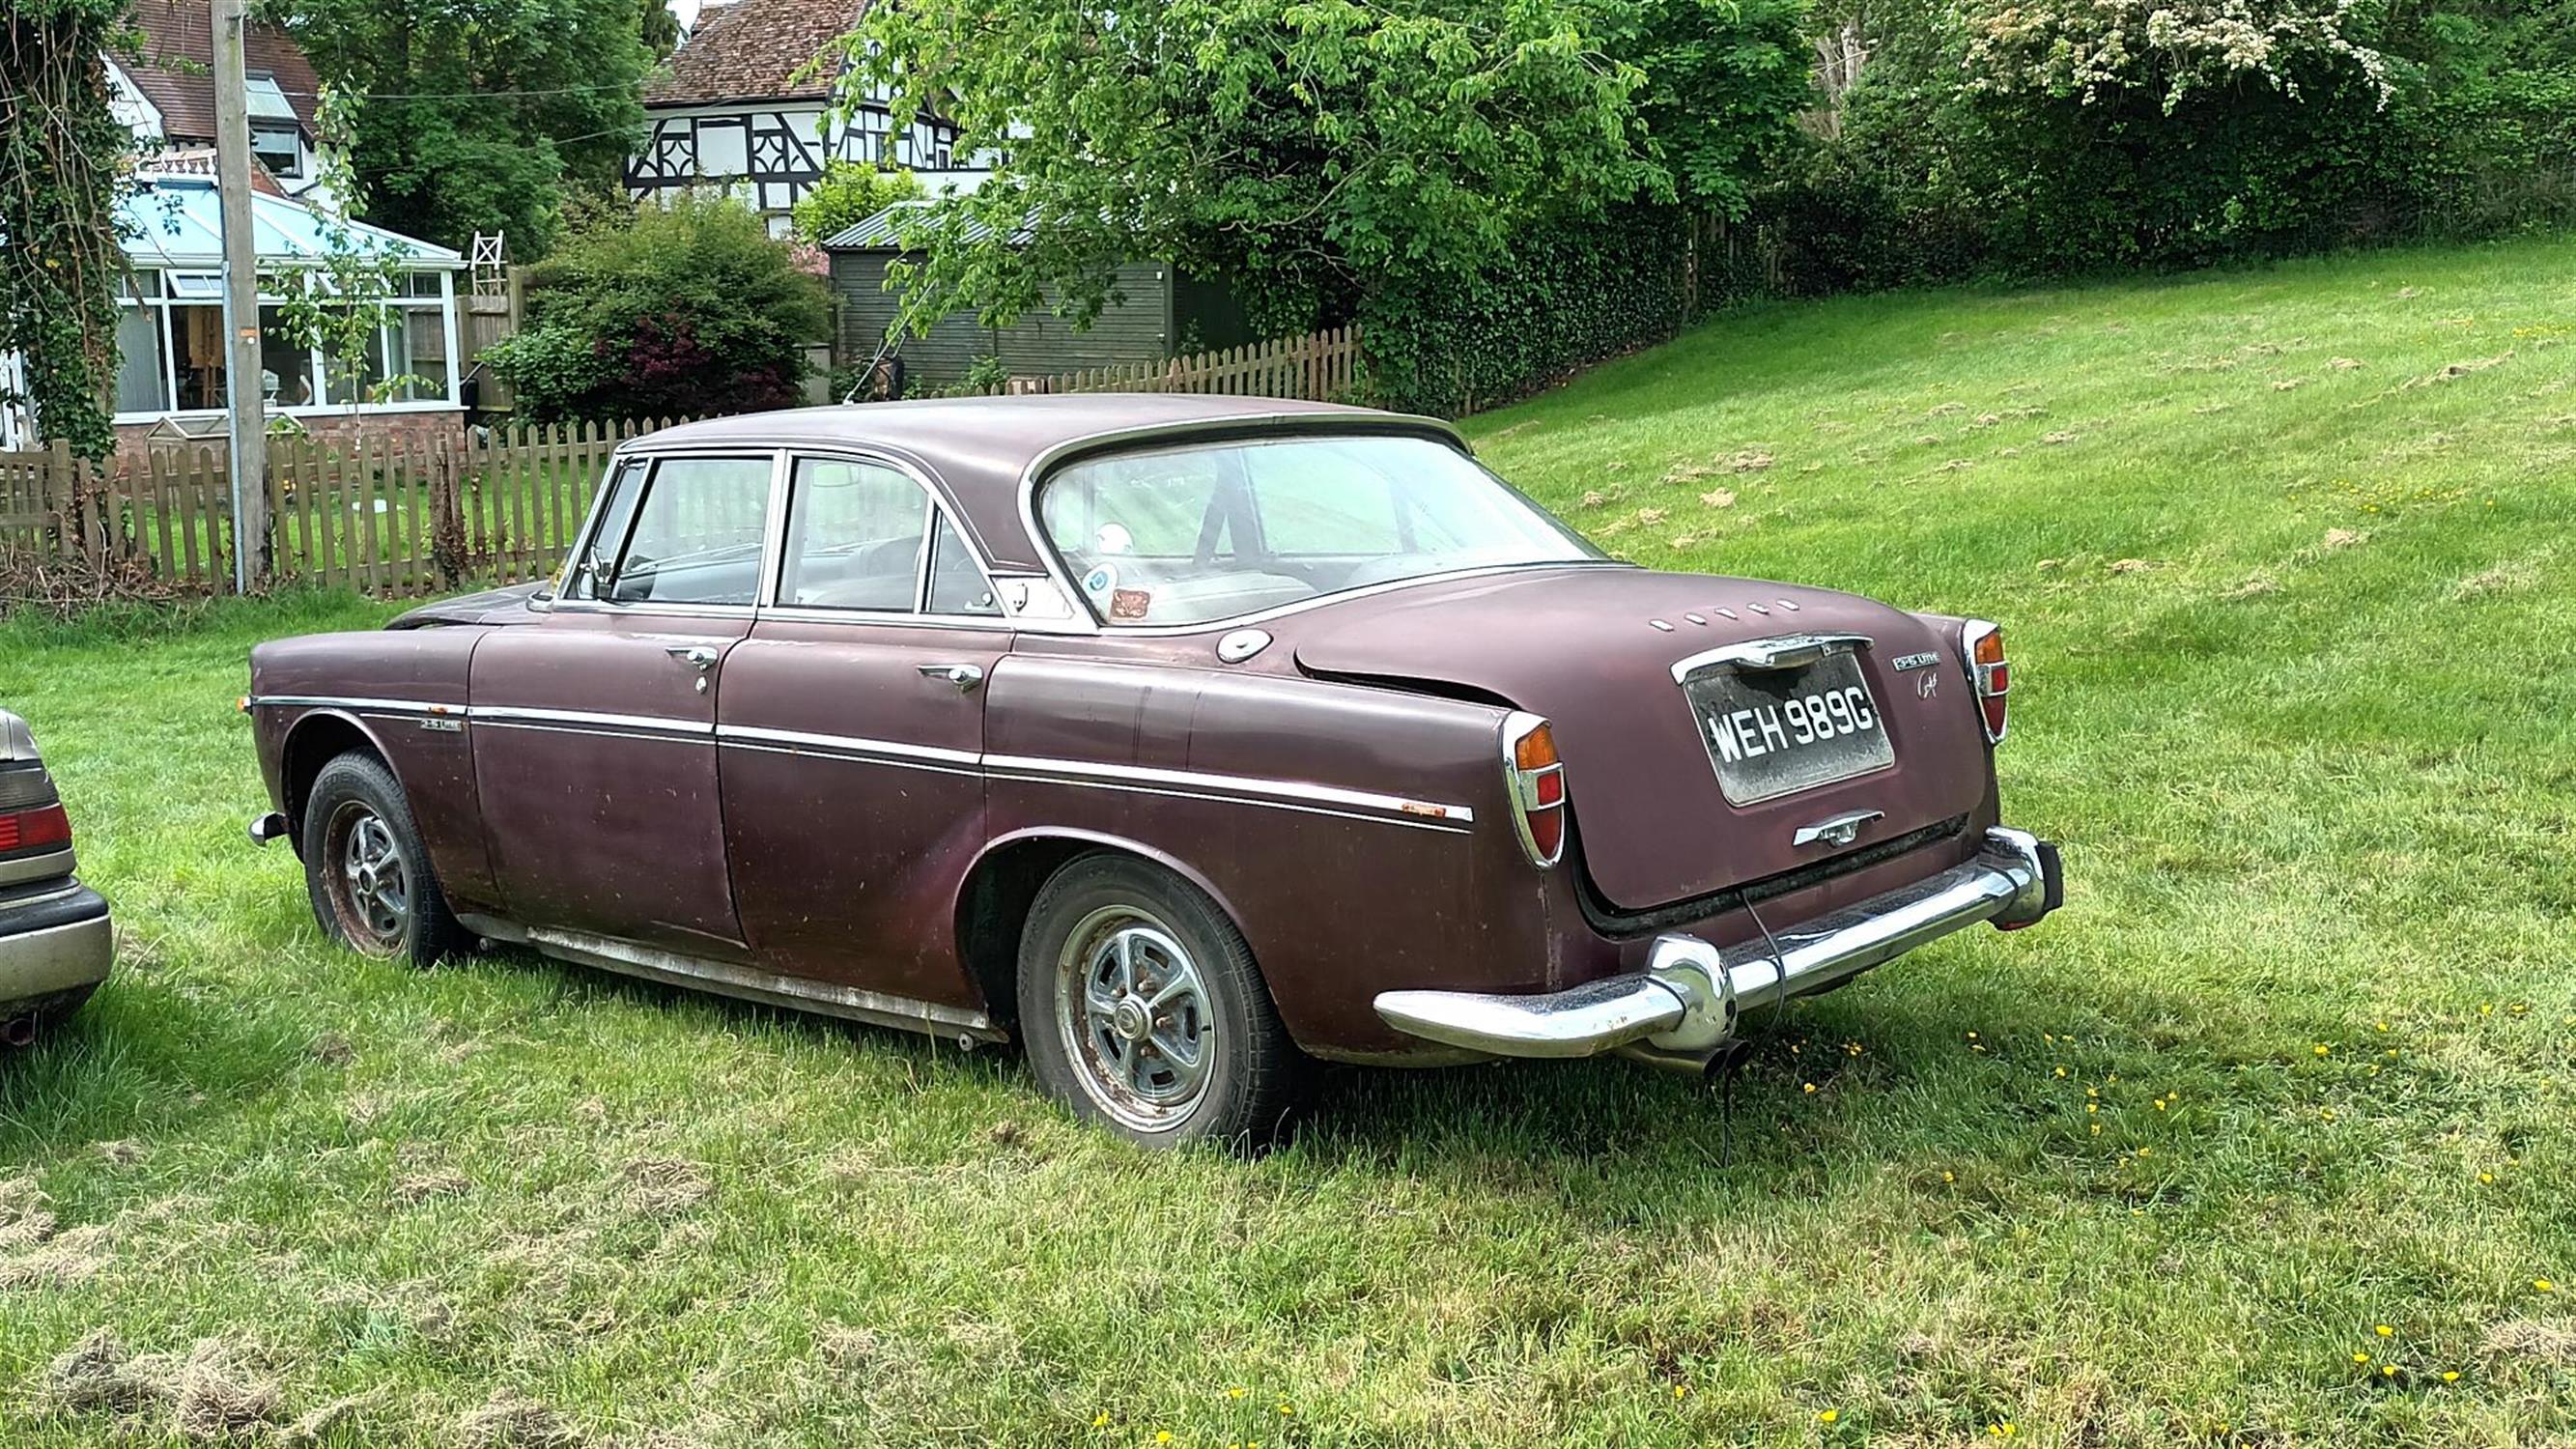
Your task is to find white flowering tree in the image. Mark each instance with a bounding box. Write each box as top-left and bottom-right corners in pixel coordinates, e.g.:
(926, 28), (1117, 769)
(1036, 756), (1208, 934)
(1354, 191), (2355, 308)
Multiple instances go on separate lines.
(1954, 0), (2392, 113)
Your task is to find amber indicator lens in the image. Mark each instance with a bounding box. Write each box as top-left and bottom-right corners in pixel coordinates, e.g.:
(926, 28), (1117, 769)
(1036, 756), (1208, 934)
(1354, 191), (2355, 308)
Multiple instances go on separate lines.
(1514, 724), (1559, 772)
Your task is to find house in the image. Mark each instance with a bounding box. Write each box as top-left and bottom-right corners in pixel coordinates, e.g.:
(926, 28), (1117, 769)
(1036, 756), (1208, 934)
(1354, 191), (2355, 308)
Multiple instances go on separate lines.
(109, 0), (337, 204)
(824, 209), (1256, 390)
(627, 0), (988, 233)
(90, 177), (464, 455)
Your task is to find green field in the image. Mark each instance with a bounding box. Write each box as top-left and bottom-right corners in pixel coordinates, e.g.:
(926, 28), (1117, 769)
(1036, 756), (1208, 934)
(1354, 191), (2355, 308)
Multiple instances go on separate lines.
(3, 236), (2571, 1446)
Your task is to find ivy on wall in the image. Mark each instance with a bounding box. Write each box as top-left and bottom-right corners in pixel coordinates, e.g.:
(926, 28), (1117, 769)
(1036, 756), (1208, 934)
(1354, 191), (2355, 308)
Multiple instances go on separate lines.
(0, 1), (135, 461)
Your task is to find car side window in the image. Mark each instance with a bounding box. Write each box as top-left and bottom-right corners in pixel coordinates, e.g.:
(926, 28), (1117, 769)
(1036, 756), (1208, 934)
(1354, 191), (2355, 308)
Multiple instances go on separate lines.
(563, 461), (645, 602)
(780, 458), (930, 611)
(603, 457), (774, 607)
(926, 515), (1002, 615)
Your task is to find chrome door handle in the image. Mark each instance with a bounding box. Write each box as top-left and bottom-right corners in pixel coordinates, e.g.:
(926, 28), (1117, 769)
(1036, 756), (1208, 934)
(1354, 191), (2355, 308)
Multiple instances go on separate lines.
(917, 662), (985, 692)
(665, 645), (720, 671)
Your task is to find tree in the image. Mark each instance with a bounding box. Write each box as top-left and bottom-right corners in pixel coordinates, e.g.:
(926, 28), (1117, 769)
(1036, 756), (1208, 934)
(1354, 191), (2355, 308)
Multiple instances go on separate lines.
(258, 0), (656, 257)
(482, 194), (830, 423)
(788, 162), (920, 248)
(824, 0), (1689, 340)
(0, 0), (136, 462)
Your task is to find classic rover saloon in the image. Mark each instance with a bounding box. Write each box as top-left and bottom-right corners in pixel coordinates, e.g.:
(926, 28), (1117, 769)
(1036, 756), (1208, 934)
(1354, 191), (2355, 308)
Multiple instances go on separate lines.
(246, 396), (2062, 1145)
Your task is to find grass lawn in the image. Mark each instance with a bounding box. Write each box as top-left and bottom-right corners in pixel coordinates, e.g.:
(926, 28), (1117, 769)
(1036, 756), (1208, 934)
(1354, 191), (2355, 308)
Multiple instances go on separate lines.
(3, 235), (2572, 1446)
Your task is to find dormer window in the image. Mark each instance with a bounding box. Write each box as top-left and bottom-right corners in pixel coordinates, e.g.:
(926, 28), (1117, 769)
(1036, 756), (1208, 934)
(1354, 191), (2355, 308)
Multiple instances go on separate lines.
(244, 72), (302, 179)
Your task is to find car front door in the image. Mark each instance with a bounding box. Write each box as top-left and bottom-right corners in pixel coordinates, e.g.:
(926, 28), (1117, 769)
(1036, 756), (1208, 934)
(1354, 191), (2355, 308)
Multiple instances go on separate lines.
(715, 453), (1013, 1011)
(469, 451), (778, 955)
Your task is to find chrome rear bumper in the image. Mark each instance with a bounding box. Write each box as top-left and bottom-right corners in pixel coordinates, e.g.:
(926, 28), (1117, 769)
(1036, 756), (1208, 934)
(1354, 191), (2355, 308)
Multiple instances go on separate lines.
(1374, 827), (2061, 1069)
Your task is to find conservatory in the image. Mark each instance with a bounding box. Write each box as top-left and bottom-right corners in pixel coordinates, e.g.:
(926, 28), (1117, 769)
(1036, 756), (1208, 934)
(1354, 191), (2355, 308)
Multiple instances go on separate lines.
(110, 175), (464, 429)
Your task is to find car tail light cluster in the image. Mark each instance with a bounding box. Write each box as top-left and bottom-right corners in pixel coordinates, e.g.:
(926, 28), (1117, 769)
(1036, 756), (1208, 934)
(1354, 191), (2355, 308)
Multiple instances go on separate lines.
(1501, 712), (1568, 867)
(0, 766), (70, 854)
(1963, 619), (2009, 744)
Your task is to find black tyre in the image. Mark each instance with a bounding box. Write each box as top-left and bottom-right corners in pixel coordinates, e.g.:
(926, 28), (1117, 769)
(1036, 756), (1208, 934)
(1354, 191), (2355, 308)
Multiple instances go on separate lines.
(301, 752), (462, 966)
(1016, 854), (1303, 1150)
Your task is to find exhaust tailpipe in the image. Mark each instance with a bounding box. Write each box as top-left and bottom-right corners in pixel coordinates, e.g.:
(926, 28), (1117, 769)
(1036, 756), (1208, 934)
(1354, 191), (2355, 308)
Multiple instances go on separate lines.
(1, 1015), (36, 1047)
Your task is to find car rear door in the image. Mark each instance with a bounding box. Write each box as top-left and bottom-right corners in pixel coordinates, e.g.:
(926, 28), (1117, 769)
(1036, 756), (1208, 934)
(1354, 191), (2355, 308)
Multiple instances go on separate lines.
(715, 452), (1012, 1011)
(468, 451), (778, 955)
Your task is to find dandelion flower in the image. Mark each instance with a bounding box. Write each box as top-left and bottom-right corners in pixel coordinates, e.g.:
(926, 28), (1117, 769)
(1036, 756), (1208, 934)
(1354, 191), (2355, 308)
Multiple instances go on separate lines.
(1804, 1082), (1818, 1094)
(2381, 1364), (2399, 1378)
(2537, 1279), (2557, 1293)
(1943, 1171), (1956, 1183)
(2314, 1044), (2331, 1056)
(1095, 1413), (1112, 1428)
(1278, 1402), (1294, 1416)
(1674, 1384), (1687, 1400)
(2375, 1324), (2392, 1337)
(2091, 1123), (2102, 1135)
(2054, 1066), (2068, 1078)
(1155, 1433), (1173, 1444)
(2479, 1172), (2494, 1184)
(1818, 1408), (1839, 1424)
(2442, 1371), (2460, 1382)
(1228, 1387), (1247, 1401)
(2353, 1352), (2370, 1364)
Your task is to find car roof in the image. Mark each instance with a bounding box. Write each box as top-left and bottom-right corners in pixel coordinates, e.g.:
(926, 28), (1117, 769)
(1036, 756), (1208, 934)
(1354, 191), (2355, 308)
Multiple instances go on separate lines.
(620, 394), (1461, 571)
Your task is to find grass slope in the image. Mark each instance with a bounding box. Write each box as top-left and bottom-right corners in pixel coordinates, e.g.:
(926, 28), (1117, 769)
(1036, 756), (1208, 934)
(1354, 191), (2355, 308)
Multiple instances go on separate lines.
(2, 236), (2572, 1446)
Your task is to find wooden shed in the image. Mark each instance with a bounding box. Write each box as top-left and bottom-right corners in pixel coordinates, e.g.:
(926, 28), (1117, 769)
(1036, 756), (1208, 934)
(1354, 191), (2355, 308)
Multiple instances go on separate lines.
(824, 206), (1252, 390)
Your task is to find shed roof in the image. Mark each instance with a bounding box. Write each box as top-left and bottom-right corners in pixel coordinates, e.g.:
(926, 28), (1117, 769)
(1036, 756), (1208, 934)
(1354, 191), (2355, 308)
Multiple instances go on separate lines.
(822, 201), (1031, 251)
(120, 178), (463, 270)
(123, 0), (323, 141)
(646, 0), (864, 107)
(626, 395), (1444, 571)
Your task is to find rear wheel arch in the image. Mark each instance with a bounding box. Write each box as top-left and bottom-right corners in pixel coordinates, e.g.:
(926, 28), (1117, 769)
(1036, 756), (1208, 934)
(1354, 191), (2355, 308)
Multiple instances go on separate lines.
(954, 830), (1263, 1033)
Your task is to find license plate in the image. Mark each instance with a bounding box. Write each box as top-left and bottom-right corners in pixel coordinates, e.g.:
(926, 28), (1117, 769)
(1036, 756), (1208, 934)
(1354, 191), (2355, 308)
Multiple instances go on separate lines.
(1681, 649), (1893, 805)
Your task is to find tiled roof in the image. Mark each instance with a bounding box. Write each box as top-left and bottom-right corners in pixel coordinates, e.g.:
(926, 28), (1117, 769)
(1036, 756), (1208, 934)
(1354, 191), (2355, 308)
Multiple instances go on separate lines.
(645, 0), (866, 107)
(122, 0), (322, 143)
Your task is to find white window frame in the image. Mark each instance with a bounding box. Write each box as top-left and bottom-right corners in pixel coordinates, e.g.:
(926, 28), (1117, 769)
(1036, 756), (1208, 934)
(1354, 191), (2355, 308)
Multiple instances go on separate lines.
(110, 264), (463, 424)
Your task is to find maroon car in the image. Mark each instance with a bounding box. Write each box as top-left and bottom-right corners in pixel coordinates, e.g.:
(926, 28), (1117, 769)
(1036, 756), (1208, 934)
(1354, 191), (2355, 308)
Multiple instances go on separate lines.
(245, 396), (2061, 1146)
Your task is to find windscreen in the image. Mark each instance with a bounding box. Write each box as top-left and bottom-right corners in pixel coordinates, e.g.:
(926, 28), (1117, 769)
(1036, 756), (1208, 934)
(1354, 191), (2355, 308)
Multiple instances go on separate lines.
(1037, 433), (1602, 627)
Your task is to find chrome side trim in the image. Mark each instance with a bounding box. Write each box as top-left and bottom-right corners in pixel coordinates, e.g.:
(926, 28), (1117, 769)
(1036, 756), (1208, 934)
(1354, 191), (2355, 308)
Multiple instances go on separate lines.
(257, 699), (1478, 834)
(718, 724), (983, 777)
(1668, 632), (1875, 683)
(1373, 827), (2053, 1061)
(524, 925), (1003, 1041)
(470, 705), (712, 740)
(981, 753), (1475, 829)
(248, 694), (468, 718)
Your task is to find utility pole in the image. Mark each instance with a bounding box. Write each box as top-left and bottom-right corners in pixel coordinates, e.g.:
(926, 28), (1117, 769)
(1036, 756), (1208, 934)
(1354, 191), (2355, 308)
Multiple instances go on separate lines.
(212, 0), (269, 591)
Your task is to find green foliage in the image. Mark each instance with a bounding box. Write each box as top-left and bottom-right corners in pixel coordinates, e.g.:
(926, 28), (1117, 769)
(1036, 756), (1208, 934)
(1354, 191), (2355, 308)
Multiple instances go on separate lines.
(1761, 0), (2576, 288)
(0, 0), (137, 461)
(259, 0), (655, 257)
(483, 194), (830, 423)
(788, 163), (920, 248)
(1358, 208), (1696, 415)
(268, 88), (429, 416)
(829, 0), (1696, 339)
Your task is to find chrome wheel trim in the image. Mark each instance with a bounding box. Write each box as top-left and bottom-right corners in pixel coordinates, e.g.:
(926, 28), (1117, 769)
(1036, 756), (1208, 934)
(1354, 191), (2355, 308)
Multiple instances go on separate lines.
(1052, 904), (1216, 1131)
(329, 801), (410, 952)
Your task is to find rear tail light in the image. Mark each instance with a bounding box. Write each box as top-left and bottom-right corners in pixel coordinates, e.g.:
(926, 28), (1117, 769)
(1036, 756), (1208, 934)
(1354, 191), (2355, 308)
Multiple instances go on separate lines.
(1963, 619), (2008, 743)
(0, 802), (71, 854)
(1502, 712), (1567, 867)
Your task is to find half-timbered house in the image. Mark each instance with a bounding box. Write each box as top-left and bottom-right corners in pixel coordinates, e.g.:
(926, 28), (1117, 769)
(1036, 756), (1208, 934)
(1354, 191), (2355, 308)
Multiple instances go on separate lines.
(626, 0), (988, 233)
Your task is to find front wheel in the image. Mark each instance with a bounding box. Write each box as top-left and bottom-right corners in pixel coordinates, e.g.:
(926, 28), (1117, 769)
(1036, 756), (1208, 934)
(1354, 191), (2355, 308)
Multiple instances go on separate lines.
(1016, 855), (1303, 1150)
(301, 752), (461, 966)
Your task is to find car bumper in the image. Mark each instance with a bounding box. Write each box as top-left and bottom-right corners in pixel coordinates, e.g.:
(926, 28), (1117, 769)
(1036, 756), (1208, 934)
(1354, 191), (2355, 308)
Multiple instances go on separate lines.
(1374, 826), (2062, 1071)
(0, 883), (116, 1009)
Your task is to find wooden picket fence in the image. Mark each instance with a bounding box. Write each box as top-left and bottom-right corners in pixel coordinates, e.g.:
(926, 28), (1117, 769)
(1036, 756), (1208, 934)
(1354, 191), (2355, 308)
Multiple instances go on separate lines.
(0, 417), (694, 602)
(1005, 326), (1360, 401)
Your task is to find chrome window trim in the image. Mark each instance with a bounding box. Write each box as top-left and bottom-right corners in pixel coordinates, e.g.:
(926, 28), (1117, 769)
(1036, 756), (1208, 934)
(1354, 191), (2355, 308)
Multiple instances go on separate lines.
(1014, 415), (1629, 638)
(769, 446), (1016, 625)
(551, 448), (784, 615)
